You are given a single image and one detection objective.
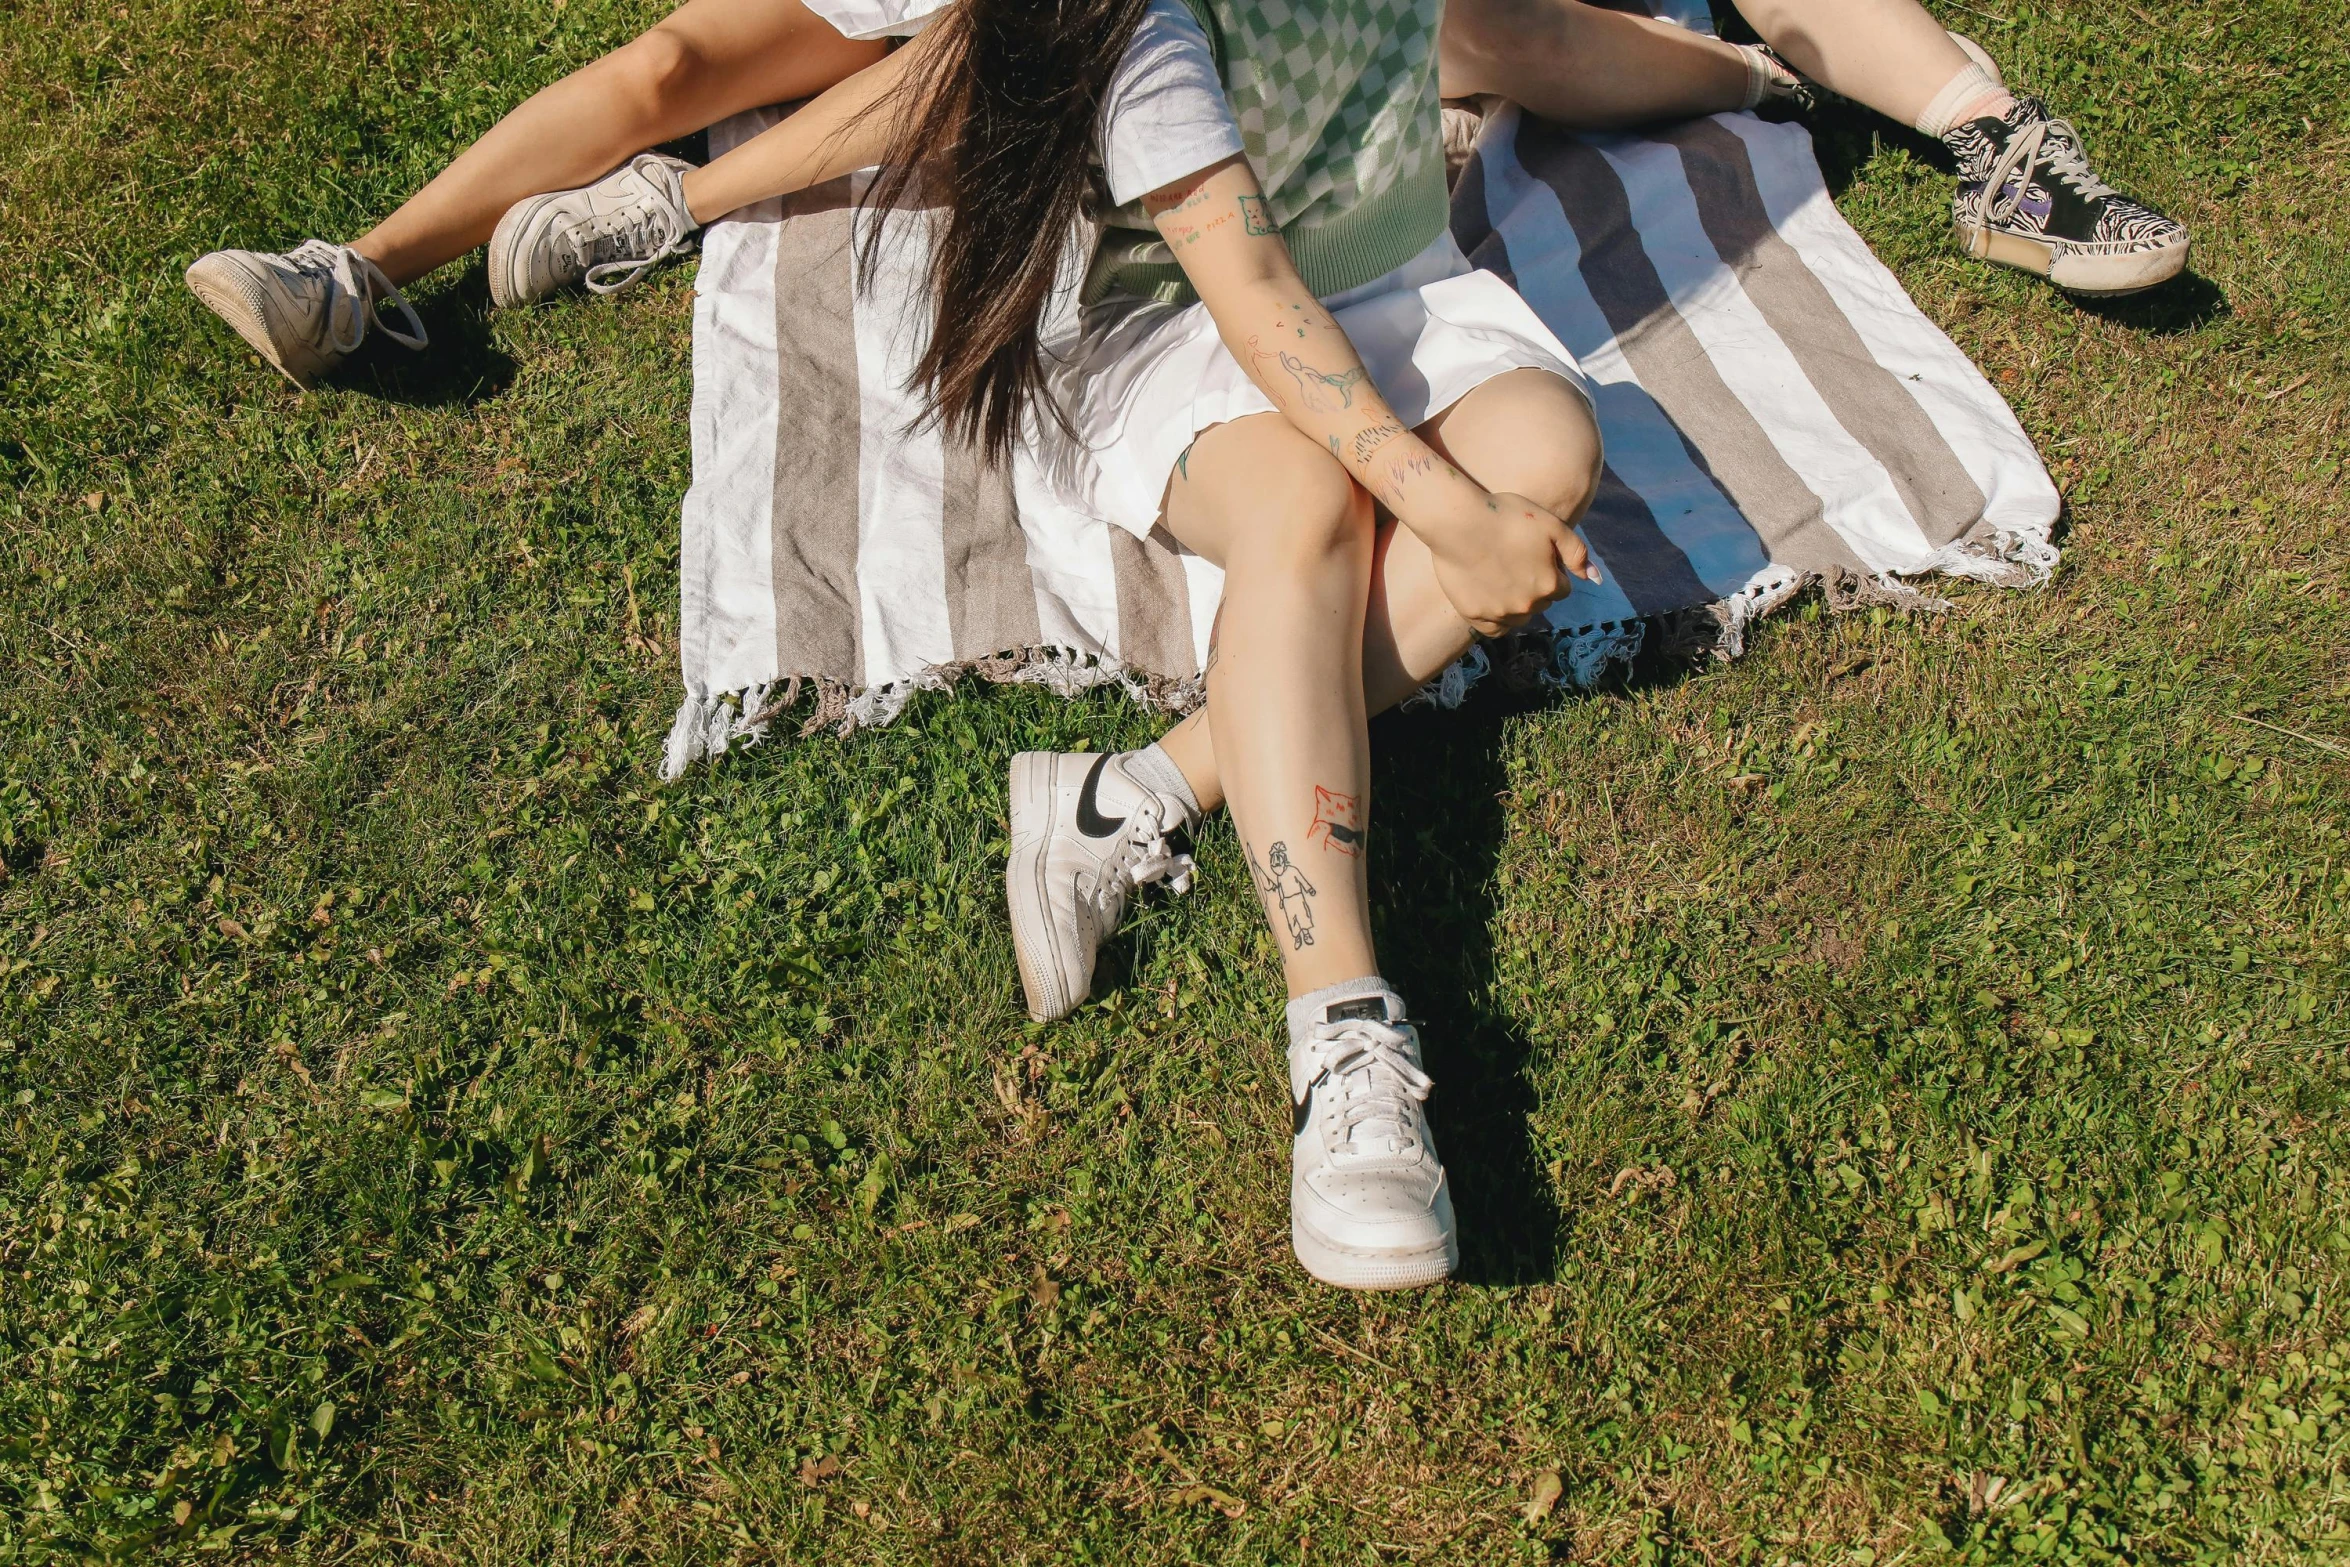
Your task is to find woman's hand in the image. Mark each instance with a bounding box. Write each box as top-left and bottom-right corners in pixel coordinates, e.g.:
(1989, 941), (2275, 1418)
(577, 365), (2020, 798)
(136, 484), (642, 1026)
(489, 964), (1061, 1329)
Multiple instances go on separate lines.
(1416, 489), (1597, 636)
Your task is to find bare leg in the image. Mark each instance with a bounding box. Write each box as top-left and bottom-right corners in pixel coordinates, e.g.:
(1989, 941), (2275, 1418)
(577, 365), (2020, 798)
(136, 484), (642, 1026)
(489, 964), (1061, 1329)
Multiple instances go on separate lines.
(1729, 0), (1971, 126)
(351, 0), (885, 283)
(1439, 0), (1751, 128)
(1160, 369), (1600, 816)
(1162, 415), (1380, 997)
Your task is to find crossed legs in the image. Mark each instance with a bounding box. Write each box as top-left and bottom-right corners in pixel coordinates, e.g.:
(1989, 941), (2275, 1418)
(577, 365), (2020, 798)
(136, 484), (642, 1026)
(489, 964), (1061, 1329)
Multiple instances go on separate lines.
(1155, 370), (1601, 988)
(1156, 369), (1599, 831)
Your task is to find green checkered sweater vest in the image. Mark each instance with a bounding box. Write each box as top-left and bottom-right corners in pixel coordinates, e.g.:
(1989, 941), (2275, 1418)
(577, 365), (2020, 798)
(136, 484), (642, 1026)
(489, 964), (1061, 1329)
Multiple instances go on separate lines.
(1089, 0), (1450, 306)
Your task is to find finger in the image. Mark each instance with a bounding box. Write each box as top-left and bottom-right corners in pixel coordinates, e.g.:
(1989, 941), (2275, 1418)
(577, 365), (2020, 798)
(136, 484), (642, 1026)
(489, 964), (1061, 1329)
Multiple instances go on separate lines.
(1553, 524), (1601, 584)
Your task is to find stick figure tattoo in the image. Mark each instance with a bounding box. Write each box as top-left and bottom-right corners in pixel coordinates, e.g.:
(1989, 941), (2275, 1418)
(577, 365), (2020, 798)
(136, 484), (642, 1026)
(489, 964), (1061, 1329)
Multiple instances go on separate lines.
(1306, 786), (1364, 857)
(1248, 839), (1317, 949)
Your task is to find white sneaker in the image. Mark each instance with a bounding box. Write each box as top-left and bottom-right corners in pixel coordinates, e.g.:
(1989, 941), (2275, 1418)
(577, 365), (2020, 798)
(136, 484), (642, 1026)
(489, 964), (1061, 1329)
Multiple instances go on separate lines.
(1006, 751), (1197, 1023)
(1288, 992), (1458, 1290)
(184, 240), (427, 388)
(487, 153), (698, 308)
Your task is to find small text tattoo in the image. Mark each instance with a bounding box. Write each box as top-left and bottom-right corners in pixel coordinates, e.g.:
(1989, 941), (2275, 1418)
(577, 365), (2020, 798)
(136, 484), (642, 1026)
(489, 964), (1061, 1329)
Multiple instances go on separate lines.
(1306, 786), (1364, 856)
(1240, 193), (1276, 236)
(1249, 839), (1318, 949)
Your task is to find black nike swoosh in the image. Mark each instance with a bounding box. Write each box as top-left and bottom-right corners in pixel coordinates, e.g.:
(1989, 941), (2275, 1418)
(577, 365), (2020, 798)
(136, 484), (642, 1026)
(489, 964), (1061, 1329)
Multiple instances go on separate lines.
(1292, 1095), (1312, 1137)
(1073, 752), (1125, 840)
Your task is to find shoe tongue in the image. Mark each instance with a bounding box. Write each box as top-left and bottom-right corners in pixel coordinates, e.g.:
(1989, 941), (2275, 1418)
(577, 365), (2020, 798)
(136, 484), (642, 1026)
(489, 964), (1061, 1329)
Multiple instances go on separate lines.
(1996, 95), (2049, 135)
(1321, 1003), (1415, 1159)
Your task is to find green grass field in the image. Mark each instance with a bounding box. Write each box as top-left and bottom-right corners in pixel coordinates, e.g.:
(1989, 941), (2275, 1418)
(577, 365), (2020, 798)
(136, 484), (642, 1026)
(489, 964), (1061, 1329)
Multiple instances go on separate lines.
(3, 0), (2346, 1559)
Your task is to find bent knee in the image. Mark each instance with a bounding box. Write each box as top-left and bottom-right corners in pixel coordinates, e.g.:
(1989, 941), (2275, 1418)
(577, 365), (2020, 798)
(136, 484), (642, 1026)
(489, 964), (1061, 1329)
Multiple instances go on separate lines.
(1242, 448), (1373, 566)
(615, 26), (711, 113)
(1503, 400), (1604, 522)
(1530, 437), (1603, 525)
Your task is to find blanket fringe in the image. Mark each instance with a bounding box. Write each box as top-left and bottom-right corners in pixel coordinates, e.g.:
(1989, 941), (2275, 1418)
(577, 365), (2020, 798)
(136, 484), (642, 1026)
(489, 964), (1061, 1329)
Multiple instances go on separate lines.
(660, 644), (1206, 780)
(662, 543), (2048, 778)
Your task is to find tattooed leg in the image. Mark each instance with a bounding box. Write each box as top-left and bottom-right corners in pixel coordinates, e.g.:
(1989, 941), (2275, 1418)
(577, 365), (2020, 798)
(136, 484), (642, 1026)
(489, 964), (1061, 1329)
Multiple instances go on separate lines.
(1161, 412), (1379, 996)
(1152, 368), (1600, 822)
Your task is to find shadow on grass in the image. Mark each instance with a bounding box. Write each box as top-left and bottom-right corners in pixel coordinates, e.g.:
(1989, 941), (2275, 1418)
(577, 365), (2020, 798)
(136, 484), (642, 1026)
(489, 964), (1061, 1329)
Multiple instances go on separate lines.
(338, 267), (517, 407)
(2070, 270), (2228, 334)
(1370, 631), (1728, 1288)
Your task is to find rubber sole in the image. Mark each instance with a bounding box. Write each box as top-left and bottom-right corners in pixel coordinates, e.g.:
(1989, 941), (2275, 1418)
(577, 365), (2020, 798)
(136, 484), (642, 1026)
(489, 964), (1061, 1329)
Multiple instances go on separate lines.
(184, 255), (328, 388)
(1956, 220), (2190, 297)
(1006, 752), (1080, 1023)
(1291, 1212), (1458, 1291)
(486, 195), (561, 310)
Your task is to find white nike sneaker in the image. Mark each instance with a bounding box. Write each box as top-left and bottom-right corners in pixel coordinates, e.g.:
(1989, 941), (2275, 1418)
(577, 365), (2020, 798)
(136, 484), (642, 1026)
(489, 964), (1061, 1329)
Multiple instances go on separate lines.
(184, 240), (428, 388)
(487, 153), (698, 308)
(1288, 992), (1458, 1290)
(1006, 750), (1198, 1023)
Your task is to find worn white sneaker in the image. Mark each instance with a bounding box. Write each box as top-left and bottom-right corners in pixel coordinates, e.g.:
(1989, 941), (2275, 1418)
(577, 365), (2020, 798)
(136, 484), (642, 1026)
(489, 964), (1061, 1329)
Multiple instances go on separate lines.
(1006, 750), (1197, 1023)
(1287, 991), (1457, 1290)
(487, 153), (699, 308)
(184, 240), (427, 388)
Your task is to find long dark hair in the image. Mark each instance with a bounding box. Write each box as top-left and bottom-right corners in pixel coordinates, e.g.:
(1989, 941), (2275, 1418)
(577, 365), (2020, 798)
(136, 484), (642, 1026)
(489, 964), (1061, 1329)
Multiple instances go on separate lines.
(868, 0), (1153, 463)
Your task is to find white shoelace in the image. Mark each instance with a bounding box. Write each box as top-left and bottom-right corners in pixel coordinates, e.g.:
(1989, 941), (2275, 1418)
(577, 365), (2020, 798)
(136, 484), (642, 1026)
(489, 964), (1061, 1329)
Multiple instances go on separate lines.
(1981, 113), (2116, 226)
(1297, 1018), (1433, 1159)
(287, 240), (427, 354)
(1084, 800), (1194, 923)
(580, 156), (698, 296)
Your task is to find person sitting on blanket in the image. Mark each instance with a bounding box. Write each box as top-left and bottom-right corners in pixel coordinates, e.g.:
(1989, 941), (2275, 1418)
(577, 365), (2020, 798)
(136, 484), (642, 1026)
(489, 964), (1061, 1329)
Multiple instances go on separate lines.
(908, 0), (1606, 1292)
(185, 0), (2190, 386)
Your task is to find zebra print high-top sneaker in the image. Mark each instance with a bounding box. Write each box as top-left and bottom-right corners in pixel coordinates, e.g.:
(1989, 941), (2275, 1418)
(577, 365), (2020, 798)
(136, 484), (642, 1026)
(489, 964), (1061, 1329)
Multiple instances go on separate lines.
(1946, 97), (2189, 297)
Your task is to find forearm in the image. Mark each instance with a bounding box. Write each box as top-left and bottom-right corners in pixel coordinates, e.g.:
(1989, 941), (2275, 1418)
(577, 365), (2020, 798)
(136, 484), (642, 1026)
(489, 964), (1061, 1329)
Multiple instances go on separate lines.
(1211, 273), (1488, 540)
(679, 38), (927, 223)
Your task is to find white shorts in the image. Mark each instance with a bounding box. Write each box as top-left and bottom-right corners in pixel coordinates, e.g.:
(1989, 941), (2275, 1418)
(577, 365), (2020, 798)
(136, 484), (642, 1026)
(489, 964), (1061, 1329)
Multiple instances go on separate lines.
(1033, 231), (1595, 537)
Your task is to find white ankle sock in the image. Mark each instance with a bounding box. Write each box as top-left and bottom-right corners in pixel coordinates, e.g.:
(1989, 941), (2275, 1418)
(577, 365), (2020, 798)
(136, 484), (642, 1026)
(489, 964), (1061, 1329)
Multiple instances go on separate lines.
(1285, 976), (1399, 1047)
(1915, 62), (2014, 138)
(1120, 742), (1202, 822)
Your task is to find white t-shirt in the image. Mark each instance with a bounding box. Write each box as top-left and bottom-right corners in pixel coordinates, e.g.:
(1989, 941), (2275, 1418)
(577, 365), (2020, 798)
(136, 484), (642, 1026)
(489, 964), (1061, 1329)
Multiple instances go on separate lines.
(805, 0), (1243, 204)
(1098, 0), (1246, 204)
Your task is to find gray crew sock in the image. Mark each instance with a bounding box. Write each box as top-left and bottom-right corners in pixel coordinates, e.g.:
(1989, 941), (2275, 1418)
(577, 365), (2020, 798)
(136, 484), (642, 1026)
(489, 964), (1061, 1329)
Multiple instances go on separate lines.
(1121, 742), (1202, 824)
(1285, 975), (1400, 1049)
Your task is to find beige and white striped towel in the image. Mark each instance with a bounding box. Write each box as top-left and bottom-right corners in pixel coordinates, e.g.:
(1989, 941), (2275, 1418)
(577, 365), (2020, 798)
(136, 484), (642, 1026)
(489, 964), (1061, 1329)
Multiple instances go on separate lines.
(666, 42), (2058, 777)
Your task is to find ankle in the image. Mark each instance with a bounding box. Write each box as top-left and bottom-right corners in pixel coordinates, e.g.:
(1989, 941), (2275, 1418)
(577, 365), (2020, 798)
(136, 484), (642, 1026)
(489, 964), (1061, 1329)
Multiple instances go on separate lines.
(1285, 975), (1396, 1045)
(1120, 742), (1203, 822)
(1915, 62), (2013, 138)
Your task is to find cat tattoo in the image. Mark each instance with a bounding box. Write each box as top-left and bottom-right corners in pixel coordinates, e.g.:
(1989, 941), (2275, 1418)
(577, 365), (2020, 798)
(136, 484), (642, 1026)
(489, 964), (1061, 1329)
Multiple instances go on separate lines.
(1306, 786), (1364, 857)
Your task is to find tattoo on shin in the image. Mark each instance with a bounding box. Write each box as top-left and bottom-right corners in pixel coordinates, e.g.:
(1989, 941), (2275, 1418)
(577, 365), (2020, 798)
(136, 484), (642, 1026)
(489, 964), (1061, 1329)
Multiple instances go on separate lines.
(1306, 785), (1364, 856)
(1248, 838), (1318, 950)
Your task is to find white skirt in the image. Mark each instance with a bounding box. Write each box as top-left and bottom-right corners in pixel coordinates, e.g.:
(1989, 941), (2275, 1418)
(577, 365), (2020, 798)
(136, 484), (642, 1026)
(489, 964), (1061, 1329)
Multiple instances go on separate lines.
(1034, 231), (1594, 537)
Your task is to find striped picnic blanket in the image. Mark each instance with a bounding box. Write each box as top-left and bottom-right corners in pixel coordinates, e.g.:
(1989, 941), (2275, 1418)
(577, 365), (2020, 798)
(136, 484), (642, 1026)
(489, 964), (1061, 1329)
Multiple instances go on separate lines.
(665, 28), (2059, 777)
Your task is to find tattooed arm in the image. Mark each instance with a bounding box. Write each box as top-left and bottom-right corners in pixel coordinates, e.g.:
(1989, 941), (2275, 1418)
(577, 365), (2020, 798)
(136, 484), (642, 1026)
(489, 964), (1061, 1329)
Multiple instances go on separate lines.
(1146, 156), (1599, 634)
